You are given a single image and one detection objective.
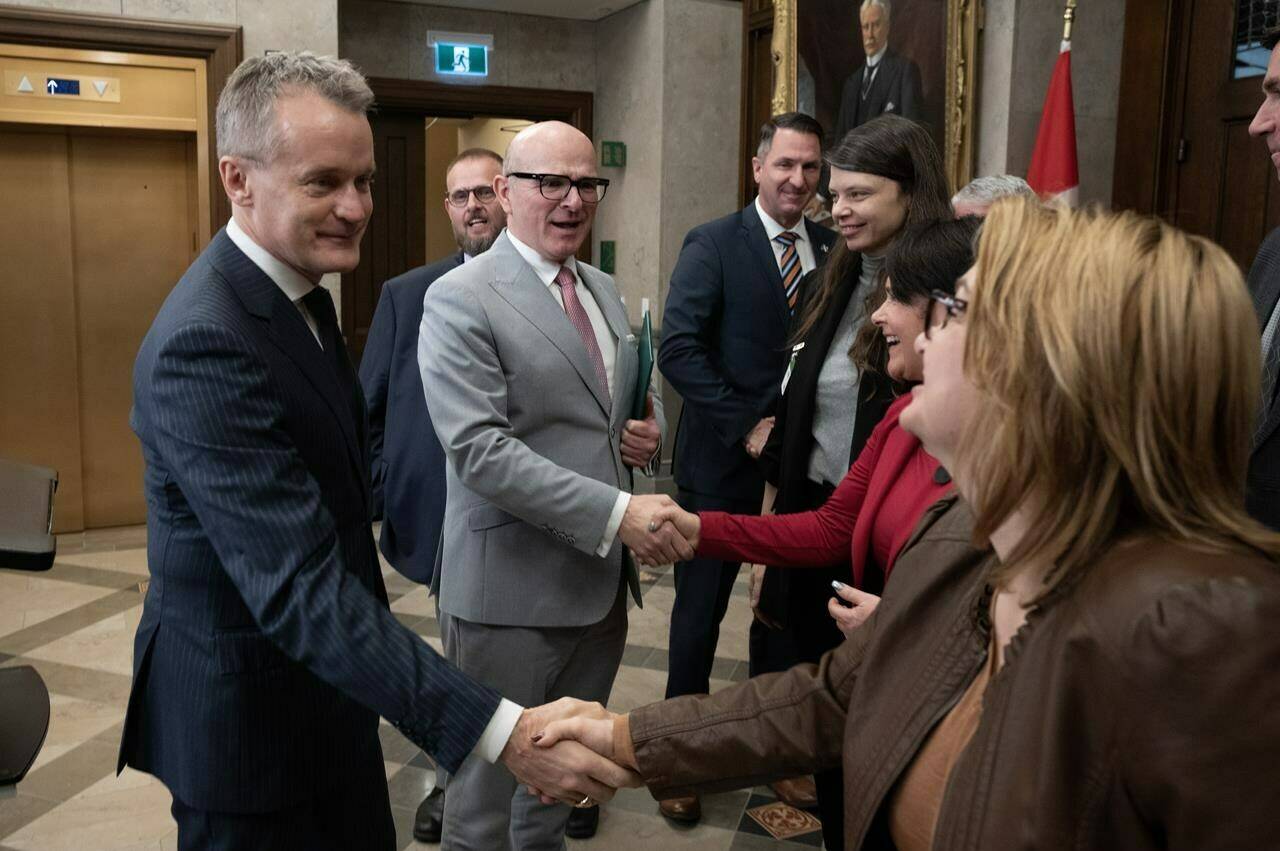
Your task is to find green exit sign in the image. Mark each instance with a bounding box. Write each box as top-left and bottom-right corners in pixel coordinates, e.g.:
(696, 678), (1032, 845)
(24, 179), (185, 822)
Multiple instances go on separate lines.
(601, 141), (626, 168)
(436, 43), (488, 76)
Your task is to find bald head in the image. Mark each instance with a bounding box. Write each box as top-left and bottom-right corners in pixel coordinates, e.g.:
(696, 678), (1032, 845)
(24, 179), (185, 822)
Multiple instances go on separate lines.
(503, 121), (594, 175)
(496, 121), (601, 263)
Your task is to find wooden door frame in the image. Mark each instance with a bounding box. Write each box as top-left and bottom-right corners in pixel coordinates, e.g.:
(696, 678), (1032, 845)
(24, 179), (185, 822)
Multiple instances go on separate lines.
(1111, 0), (1186, 215)
(0, 5), (241, 230)
(367, 77), (593, 132)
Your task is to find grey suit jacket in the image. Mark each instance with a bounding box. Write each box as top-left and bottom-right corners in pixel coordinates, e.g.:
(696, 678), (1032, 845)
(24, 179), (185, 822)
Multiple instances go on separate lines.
(419, 231), (664, 627)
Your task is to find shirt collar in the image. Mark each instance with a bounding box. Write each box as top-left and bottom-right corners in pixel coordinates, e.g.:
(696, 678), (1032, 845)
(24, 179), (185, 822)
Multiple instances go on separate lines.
(506, 229), (579, 288)
(755, 196), (809, 245)
(226, 217), (317, 303)
(866, 46), (887, 68)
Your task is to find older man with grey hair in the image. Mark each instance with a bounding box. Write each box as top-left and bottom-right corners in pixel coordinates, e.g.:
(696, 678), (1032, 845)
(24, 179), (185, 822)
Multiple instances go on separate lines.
(951, 174), (1036, 217)
(834, 0), (924, 139)
(121, 52), (635, 851)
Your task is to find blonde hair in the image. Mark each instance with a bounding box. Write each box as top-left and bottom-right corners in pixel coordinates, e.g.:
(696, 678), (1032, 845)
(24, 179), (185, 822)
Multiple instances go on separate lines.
(961, 197), (1280, 593)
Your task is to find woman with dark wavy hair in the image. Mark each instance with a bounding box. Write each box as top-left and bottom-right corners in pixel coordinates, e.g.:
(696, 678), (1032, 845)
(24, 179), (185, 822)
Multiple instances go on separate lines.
(748, 114), (955, 850)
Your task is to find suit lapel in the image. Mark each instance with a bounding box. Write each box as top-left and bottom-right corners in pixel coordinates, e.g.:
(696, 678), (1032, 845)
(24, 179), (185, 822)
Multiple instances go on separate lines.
(579, 265), (635, 427)
(487, 236), (613, 418)
(742, 204), (790, 325)
(211, 231), (367, 489)
(865, 54), (897, 115)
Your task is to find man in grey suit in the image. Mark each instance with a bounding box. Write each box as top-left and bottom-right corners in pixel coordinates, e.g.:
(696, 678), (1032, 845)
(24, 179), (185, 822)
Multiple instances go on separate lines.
(419, 121), (692, 849)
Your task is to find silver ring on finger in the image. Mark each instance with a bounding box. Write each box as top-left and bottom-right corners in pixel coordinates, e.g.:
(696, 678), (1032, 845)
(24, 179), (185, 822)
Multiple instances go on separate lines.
(575, 795), (594, 808)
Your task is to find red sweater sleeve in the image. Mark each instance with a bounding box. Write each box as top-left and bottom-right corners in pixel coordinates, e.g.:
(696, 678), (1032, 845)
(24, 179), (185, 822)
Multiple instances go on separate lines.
(697, 404), (895, 567)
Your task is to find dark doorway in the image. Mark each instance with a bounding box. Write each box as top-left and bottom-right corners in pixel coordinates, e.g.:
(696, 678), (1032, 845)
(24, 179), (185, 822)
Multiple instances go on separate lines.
(343, 78), (593, 366)
(1114, 0), (1280, 272)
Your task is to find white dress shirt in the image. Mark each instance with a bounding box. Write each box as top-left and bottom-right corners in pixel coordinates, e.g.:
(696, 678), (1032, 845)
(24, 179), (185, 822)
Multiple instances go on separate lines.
(756, 197), (818, 277)
(228, 218), (523, 764)
(226, 218), (324, 348)
(506, 231), (631, 559)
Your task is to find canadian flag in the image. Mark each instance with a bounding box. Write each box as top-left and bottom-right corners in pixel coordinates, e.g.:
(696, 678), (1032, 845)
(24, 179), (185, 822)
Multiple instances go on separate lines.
(1027, 40), (1079, 206)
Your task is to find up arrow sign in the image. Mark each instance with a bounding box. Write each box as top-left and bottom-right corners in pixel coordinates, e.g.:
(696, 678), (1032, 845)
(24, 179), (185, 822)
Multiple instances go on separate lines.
(46, 79), (57, 93)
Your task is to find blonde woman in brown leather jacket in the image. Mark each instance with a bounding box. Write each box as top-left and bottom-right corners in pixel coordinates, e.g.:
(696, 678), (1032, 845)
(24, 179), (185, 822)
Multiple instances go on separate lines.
(526, 198), (1280, 850)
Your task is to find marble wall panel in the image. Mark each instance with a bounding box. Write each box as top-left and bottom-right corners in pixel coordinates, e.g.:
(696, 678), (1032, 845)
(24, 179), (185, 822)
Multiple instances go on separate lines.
(120, 0), (234, 24)
(4, 0), (124, 14)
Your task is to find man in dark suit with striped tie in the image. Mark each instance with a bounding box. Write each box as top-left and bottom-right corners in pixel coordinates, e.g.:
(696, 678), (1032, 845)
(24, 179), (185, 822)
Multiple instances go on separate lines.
(120, 52), (633, 850)
(656, 111), (834, 823)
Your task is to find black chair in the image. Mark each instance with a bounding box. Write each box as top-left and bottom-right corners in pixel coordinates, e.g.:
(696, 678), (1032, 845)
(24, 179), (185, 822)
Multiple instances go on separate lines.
(0, 667), (50, 796)
(1, 457), (59, 796)
(0, 458), (57, 571)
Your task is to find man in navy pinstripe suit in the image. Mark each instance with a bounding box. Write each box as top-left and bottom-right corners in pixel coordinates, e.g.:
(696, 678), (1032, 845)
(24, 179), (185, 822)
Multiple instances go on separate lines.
(119, 52), (635, 850)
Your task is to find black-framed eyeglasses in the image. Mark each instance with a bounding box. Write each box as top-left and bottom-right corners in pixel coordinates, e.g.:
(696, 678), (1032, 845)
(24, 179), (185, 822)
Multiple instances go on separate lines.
(925, 289), (968, 338)
(508, 172), (610, 203)
(446, 185), (497, 207)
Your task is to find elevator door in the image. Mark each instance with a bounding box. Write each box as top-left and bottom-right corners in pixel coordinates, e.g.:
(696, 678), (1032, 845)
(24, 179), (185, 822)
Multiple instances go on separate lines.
(0, 124), (198, 532)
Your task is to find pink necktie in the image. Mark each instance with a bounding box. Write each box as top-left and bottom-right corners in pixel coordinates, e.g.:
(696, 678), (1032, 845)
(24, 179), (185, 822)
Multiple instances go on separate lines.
(554, 266), (610, 400)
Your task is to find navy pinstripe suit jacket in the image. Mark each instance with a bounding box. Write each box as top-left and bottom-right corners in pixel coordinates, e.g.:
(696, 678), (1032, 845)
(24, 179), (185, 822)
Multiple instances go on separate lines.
(118, 230), (500, 813)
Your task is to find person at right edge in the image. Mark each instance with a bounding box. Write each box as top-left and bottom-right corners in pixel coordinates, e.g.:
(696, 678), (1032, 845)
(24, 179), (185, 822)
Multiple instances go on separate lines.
(656, 111), (833, 823)
(1245, 25), (1280, 531)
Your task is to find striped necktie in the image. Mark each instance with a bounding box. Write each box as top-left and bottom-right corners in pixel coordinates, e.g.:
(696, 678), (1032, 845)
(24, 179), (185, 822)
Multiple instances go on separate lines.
(775, 230), (802, 312)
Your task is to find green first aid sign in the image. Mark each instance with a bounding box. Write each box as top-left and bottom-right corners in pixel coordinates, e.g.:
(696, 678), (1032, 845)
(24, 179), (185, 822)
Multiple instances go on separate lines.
(436, 44), (488, 77)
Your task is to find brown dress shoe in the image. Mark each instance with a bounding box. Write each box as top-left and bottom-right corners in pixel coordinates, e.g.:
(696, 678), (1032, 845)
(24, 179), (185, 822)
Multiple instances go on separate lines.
(658, 795), (701, 823)
(770, 775), (819, 809)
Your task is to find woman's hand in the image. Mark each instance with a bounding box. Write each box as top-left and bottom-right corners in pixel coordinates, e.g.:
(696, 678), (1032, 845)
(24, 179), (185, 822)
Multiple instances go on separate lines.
(646, 505), (701, 557)
(828, 581), (880, 639)
(748, 564), (782, 628)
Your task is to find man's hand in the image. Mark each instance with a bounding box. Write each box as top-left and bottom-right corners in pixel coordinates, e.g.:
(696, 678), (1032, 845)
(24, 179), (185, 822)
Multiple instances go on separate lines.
(528, 700), (640, 805)
(500, 699), (639, 807)
(828, 581), (880, 639)
(743, 416), (775, 459)
(747, 564), (782, 629)
(621, 394), (660, 468)
(647, 504), (701, 559)
(619, 494), (695, 566)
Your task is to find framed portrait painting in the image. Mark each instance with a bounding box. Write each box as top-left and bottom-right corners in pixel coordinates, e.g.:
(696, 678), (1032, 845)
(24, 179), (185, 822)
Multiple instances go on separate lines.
(771, 0), (980, 190)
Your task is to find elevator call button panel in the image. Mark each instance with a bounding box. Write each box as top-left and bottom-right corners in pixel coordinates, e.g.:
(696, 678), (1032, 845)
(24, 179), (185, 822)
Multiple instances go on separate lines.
(4, 71), (120, 102)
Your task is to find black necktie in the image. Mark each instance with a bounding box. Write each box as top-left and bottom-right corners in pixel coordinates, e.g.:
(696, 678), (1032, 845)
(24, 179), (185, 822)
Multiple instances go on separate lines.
(300, 287), (363, 433)
(862, 62), (878, 100)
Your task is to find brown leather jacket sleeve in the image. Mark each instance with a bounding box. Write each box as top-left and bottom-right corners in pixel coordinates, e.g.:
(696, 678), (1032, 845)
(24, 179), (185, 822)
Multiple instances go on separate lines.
(629, 605), (878, 799)
(1111, 572), (1280, 849)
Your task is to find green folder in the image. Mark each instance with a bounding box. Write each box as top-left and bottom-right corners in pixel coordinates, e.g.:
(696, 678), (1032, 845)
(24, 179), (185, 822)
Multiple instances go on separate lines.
(631, 301), (654, 420)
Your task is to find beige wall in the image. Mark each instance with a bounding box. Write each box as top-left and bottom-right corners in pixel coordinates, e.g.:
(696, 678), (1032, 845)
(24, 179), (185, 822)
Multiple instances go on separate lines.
(8, 0), (338, 58)
(977, 0), (1127, 206)
(456, 116), (523, 158)
(339, 0), (596, 89)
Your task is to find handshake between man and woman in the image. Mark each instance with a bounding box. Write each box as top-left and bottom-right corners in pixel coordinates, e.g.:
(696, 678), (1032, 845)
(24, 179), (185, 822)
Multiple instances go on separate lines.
(499, 697), (639, 810)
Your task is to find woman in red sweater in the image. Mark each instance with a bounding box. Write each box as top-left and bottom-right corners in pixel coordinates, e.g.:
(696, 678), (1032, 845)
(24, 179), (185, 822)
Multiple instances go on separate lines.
(649, 217), (980, 637)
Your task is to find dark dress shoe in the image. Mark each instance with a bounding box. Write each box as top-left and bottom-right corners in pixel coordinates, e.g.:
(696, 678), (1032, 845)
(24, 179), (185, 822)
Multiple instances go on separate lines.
(770, 775), (819, 809)
(565, 803), (600, 839)
(658, 795), (701, 823)
(413, 787), (445, 843)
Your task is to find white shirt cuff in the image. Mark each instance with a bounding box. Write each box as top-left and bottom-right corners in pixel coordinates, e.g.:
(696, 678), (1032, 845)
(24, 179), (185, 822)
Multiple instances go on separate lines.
(476, 698), (524, 764)
(597, 491), (631, 557)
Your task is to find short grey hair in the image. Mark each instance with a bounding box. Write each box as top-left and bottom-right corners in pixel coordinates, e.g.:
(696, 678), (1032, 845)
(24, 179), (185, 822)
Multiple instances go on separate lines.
(951, 174), (1035, 207)
(216, 51), (374, 162)
(861, 0), (891, 21)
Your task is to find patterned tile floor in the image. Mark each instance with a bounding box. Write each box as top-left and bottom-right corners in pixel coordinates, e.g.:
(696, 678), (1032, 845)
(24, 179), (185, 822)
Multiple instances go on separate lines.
(0, 525), (824, 849)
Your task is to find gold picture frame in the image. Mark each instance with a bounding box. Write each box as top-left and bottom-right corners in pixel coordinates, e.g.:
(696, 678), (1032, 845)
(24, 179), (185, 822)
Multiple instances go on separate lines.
(771, 0), (980, 190)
